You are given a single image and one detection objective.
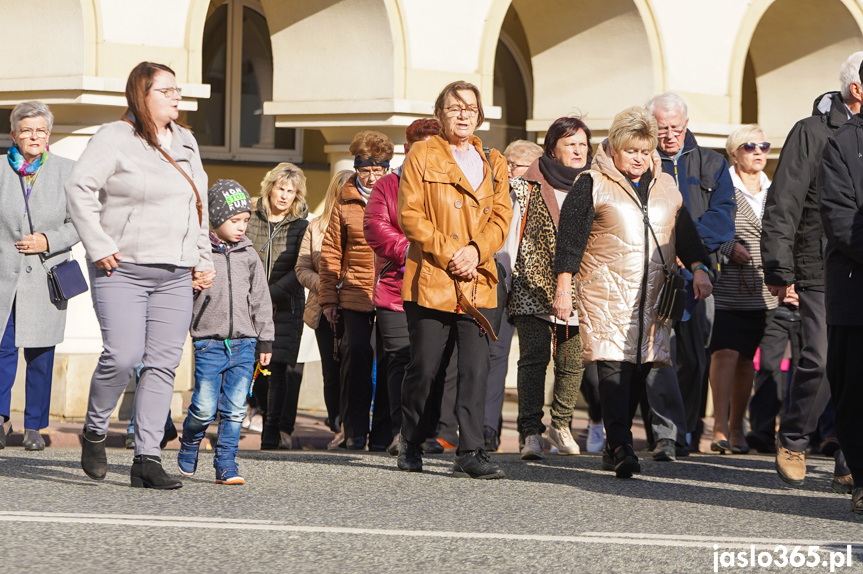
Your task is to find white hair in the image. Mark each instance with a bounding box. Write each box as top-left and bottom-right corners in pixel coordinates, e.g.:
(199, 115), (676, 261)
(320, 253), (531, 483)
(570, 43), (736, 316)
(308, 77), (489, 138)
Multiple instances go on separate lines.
(839, 51), (863, 100)
(10, 101), (54, 131)
(644, 92), (688, 119)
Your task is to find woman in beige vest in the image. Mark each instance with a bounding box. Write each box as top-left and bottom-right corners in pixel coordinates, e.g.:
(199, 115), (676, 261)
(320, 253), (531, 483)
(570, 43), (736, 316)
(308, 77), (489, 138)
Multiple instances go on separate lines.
(553, 106), (712, 478)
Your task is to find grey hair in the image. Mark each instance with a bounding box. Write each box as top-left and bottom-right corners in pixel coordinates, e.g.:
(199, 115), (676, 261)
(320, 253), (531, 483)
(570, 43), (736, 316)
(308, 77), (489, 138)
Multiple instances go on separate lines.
(839, 51), (863, 100)
(503, 139), (543, 163)
(10, 101), (54, 131)
(644, 92), (688, 119)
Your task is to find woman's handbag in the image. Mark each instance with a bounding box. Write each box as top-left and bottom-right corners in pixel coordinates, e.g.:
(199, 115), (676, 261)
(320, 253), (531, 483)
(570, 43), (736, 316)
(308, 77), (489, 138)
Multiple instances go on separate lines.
(19, 177), (88, 303)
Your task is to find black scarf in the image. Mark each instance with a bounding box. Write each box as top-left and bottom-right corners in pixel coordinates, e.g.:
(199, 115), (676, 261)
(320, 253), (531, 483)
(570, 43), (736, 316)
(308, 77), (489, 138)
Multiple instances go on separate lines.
(538, 153), (587, 191)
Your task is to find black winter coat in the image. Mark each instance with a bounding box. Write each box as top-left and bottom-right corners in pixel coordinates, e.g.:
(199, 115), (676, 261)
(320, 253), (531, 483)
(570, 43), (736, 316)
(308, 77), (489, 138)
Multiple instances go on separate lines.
(762, 92), (852, 291)
(247, 201), (309, 364)
(819, 113), (863, 326)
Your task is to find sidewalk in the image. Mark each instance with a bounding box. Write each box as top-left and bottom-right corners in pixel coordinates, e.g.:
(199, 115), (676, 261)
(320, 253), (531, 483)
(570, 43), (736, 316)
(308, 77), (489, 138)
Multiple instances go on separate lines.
(3, 403), (658, 454)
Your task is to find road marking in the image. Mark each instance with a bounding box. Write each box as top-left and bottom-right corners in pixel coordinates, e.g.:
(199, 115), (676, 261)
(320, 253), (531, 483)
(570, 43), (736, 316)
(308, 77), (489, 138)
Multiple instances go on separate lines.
(1, 511), (861, 552)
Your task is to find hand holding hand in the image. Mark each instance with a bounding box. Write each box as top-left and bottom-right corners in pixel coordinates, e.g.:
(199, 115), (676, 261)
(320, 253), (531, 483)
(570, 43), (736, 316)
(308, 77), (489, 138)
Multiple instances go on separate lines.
(766, 284), (787, 302)
(323, 306), (340, 324)
(193, 269), (216, 291)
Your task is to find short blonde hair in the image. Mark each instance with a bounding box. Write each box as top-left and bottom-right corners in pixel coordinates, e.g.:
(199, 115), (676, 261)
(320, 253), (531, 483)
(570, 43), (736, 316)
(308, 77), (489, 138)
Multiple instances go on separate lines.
(259, 162), (308, 219)
(608, 106), (658, 153)
(503, 139), (543, 164)
(312, 170), (353, 234)
(725, 124), (766, 164)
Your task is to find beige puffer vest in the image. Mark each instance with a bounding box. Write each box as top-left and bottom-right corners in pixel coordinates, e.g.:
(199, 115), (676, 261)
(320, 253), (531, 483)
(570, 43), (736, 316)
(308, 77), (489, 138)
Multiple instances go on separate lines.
(576, 144), (682, 367)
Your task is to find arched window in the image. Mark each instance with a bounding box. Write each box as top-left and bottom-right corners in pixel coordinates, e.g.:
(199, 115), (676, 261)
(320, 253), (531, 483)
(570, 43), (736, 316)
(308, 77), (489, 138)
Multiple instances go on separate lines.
(188, 0), (302, 162)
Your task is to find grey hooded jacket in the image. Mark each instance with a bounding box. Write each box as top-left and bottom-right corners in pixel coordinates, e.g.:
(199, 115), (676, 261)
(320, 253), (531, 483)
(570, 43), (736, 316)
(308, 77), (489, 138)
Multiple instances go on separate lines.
(191, 235), (275, 354)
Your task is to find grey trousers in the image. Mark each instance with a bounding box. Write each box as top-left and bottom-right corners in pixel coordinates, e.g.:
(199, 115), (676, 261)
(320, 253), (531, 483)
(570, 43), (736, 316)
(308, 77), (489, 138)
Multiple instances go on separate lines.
(485, 317), (515, 429)
(85, 262), (193, 456)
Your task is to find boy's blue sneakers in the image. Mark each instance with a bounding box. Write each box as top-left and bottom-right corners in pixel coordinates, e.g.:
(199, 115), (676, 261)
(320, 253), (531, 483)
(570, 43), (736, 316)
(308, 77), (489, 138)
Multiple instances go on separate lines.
(215, 463), (244, 485)
(177, 443), (199, 477)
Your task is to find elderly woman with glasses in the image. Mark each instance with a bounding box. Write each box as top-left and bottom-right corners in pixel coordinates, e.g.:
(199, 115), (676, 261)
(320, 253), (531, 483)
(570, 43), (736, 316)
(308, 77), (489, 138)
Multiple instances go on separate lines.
(396, 81), (512, 479)
(246, 162), (309, 451)
(0, 101), (79, 451)
(319, 131), (395, 452)
(554, 106), (711, 478)
(707, 125), (778, 455)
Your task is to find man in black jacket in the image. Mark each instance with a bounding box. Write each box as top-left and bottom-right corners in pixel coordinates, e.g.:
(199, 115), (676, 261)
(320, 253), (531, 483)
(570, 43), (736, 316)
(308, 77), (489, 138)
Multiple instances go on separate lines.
(819, 92), (863, 513)
(760, 52), (863, 491)
(643, 92), (735, 461)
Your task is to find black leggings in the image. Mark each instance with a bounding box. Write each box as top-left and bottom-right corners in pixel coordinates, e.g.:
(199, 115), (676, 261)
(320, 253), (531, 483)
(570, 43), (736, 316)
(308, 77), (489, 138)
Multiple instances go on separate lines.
(597, 361), (653, 449)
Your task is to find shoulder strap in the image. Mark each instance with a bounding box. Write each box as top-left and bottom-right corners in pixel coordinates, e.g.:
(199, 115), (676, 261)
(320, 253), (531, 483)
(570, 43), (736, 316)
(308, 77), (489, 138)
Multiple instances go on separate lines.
(123, 118), (202, 226)
(618, 179), (670, 270)
(18, 176), (46, 264)
(483, 147), (495, 193)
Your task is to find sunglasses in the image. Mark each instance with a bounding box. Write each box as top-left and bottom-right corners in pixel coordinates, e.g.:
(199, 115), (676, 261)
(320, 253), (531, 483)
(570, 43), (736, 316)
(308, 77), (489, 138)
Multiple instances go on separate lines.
(738, 142), (771, 153)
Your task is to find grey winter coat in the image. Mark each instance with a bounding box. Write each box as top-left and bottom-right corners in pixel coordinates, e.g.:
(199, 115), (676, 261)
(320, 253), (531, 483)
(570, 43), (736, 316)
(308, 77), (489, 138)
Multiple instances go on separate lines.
(190, 236), (275, 354)
(64, 117), (213, 272)
(0, 154), (79, 347)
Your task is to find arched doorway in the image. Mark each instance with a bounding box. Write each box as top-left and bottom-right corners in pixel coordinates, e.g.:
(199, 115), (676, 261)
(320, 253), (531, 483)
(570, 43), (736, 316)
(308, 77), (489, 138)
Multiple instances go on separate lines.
(733, 0), (863, 140)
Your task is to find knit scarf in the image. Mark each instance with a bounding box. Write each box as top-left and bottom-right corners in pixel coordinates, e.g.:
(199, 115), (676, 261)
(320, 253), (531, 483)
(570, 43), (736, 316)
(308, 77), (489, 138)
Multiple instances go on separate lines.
(538, 152), (586, 191)
(355, 177), (372, 202)
(8, 144), (49, 176)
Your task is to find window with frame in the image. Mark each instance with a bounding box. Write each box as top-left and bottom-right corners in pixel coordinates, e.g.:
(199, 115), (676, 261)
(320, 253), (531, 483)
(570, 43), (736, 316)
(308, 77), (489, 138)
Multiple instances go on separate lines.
(188, 0), (302, 162)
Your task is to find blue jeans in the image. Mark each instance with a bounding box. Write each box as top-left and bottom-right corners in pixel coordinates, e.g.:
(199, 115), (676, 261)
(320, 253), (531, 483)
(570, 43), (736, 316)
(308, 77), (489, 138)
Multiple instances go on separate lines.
(0, 306), (55, 430)
(182, 338), (256, 462)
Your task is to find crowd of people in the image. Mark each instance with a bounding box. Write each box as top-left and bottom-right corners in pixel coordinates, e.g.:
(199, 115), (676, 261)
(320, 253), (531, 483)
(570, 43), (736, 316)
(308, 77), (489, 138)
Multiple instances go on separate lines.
(1, 53), (862, 512)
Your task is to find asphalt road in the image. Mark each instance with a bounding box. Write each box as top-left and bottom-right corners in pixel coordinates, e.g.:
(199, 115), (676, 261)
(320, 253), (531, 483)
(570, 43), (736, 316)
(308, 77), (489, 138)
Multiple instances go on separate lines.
(2, 448), (862, 573)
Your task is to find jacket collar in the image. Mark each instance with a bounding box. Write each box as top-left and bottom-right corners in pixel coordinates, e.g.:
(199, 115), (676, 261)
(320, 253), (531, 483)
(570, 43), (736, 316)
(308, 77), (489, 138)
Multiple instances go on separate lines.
(421, 133), (489, 201)
(340, 173), (365, 204)
(122, 111), (196, 161)
(658, 130), (697, 161)
(522, 158), (562, 227)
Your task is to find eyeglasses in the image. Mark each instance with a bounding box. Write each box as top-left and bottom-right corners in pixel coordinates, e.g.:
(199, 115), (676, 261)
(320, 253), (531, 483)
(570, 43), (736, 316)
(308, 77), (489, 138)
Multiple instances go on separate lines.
(657, 126), (686, 136)
(16, 128), (49, 139)
(738, 142), (771, 153)
(443, 106), (480, 118)
(507, 162), (530, 170)
(357, 167), (386, 177)
(151, 87), (182, 98)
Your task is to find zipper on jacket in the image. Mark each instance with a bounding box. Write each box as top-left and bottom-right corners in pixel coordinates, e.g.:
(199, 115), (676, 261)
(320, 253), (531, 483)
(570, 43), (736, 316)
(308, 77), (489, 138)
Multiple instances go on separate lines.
(226, 250), (234, 339)
(376, 261), (394, 288)
(192, 295), (212, 331)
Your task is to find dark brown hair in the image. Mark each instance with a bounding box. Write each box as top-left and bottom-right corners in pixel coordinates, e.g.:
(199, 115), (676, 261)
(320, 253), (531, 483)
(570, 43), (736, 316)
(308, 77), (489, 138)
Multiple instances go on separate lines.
(433, 81), (485, 130)
(544, 116), (593, 163)
(124, 61), (180, 148)
(348, 130), (395, 163)
(405, 118), (442, 144)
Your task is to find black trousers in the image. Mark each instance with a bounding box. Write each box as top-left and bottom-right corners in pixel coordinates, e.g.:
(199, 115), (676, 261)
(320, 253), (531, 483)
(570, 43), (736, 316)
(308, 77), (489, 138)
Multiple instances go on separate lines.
(433, 350), (459, 446)
(401, 302), (490, 452)
(748, 304), (801, 443)
(314, 317), (342, 433)
(827, 325), (863, 486)
(597, 361), (653, 449)
(580, 364), (602, 422)
(261, 362), (305, 447)
(340, 309), (376, 440)
(376, 308), (410, 437)
(778, 290), (831, 452)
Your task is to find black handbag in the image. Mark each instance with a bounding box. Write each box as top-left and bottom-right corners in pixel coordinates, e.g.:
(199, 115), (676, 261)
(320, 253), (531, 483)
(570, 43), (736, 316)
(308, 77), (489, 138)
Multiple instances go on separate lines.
(19, 176), (88, 303)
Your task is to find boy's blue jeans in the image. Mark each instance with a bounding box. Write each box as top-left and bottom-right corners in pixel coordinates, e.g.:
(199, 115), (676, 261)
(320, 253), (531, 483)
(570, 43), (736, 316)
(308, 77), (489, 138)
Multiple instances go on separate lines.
(182, 338), (256, 463)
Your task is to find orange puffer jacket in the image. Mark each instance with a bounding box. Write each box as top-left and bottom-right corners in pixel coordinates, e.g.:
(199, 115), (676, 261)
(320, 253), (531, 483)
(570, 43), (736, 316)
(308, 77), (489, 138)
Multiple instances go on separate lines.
(319, 175), (375, 313)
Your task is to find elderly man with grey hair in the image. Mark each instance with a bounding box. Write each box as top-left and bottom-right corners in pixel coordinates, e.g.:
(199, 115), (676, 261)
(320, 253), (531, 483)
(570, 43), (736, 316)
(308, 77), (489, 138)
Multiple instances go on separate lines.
(759, 51), (863, 492)
(0, 101), (79, 451)
(642, 92), (735, 462)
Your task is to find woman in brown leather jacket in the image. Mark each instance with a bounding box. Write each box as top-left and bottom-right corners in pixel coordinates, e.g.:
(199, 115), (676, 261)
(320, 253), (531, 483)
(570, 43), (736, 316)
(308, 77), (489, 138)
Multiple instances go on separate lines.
(396, 81), (511, 479)
(319, 131), (394, 451)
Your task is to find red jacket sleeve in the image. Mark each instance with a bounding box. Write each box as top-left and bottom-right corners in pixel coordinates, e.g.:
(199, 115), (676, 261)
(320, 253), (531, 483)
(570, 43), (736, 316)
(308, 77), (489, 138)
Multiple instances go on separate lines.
(363, 172), (409, 265)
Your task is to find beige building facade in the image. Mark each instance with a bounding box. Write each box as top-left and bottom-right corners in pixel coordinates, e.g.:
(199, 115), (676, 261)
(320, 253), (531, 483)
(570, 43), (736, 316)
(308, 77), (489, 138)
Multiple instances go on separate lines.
(2, 0), (862, 419)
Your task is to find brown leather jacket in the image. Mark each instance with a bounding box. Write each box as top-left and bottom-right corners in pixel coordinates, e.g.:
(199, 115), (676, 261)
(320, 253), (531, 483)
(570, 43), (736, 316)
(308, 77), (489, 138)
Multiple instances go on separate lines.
(398, 134), (511, 312)
(576, 144), (682, 367)
(319, 175), (375, 313)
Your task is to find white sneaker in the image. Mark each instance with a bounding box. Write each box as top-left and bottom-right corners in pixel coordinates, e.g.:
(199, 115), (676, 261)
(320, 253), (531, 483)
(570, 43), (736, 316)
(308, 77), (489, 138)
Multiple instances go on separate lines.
(242, 407), (257, 430)
(547, 426), (580, 455)
(520, 434), (544, 460)
(586, 421), (605, 453)
(248, 414), (263, 434)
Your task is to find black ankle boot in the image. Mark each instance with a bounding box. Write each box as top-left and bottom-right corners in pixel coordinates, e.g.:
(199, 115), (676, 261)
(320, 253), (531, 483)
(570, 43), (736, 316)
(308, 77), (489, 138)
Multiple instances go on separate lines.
(130, 455), (183, 489)
(81, 426), (108, 480)
(397, 436), (423, 472)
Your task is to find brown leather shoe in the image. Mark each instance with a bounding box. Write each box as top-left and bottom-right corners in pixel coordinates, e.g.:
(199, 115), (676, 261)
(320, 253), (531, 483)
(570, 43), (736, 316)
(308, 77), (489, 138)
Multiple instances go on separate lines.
(832, 474), (854, 494)
(775, 439), (806, 486)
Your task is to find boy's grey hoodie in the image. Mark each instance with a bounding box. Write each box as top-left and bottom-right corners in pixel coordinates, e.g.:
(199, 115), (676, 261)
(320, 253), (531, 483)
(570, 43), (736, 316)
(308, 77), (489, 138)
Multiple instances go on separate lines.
(191, 234), (275, 354)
